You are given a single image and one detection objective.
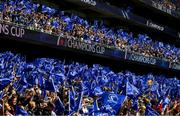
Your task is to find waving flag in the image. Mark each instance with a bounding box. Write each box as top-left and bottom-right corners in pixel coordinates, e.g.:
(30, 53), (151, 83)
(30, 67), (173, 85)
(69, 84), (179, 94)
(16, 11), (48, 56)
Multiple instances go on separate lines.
(44, 78), (56, 92)
(0, 59), (5, 70)
(69, 88), (76, 112)
(54, 97), (65, 115)
(162, 96), (170, 112)
(95, 86), (103, 95)
(15, 76), (29, 93)
(65, 22), (74, 31)
(101, 92), (127, 114)
(151, 81), (159, 91)
(73, 90), (84, 112)
(132, 99), (138, 112)
(91, 99), (110, 116)
(126, 81), (139, 96)
(145, 105), (159, 116)
(0, 78), (12, 90)
(93, 99), (100, 112)
(15, 106), (29, 116)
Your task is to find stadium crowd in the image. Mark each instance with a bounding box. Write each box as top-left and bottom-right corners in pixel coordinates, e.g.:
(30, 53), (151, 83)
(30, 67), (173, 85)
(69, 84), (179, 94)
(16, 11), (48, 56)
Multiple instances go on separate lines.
(0, 0), (179, 64)
(0, 51), (180, 116)
(152, 0), (180, 12)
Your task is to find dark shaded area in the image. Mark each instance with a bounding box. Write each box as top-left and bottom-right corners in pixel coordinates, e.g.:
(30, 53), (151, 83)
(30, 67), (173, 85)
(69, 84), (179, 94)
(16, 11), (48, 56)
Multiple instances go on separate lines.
(105, 0), (180, 31)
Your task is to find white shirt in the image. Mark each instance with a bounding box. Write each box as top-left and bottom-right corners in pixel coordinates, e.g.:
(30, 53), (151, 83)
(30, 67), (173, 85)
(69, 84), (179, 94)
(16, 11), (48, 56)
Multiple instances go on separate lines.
(51, 111), (56, 116)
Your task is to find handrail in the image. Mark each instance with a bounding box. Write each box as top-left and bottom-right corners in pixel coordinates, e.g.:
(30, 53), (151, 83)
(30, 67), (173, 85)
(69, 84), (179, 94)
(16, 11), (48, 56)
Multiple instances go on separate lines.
(1, 19), (179, 65)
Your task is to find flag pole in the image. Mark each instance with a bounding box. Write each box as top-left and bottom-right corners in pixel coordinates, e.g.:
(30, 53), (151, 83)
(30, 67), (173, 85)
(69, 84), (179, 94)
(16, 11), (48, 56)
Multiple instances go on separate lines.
(2, 99), (4, 116)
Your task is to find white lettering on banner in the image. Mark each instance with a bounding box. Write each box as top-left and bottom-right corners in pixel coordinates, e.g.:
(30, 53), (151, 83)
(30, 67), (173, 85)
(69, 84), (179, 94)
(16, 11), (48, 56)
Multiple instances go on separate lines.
(0, 23), (25, 38)
(146, 20), (164, 31)
(57, 37), (105, 54)
(81, 0), (96, 6)
(67, 38), (105, 54)
(129, 54), (156, 65)
(0, 24), (9, 35)
(122, 10), (129, 19)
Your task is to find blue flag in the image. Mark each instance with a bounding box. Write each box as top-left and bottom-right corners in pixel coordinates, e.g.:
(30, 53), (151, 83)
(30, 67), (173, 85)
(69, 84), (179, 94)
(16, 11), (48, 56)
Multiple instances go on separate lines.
(93, 86), (103, 96)
(145, 105), (159, 116)
(65, 22), (74, 31)
(54, 97), (65, 115)
(126, 81), (139, 96)
(132, 99), (138, 112)
(100, 92), (126, 114)
(0, 103), (2, 110)
(89, 99), (109, 116)
(44, 78), (56, 92)
(69, 89), (76, 111)
(93, 99), (100, 112)
(74, 91), (84, 112)
(15, 106), (29, 116)
(151, 81), (159, 92)
(162, 97), (170, 112)
(0, 78), (12, 90)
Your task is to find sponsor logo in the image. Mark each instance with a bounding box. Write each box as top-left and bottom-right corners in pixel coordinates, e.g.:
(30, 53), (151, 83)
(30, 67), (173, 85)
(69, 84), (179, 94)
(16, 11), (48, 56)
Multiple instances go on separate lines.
(57, 37), (105, 54)
(129, 53), (156, 65)
(0, 23), (25, 38)
(108, 94), (118, 105)
(146, 20), (164, 31)
(81, 0), (96, 6)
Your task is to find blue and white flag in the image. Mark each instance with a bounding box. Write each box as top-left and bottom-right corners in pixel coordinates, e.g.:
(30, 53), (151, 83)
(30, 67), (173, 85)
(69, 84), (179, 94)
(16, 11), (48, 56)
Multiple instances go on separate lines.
(54, 97), (65, 115)
(0, 78), (12, 90)
(132, 99), (138, 112)
(44, 78), (57, 92)
(100, 92), (127, 114)
(74, 91), (84, 112)
(145, 105), (159, 116)
(69, 88), (76, 111)
(151, 81), (159, 92)
(15, 106), (29, 116)
(126, 81), (139, 96)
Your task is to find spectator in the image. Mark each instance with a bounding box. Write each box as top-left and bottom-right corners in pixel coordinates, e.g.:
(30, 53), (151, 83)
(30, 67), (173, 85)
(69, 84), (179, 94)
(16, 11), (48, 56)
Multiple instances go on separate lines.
(0, 51), (179, 115)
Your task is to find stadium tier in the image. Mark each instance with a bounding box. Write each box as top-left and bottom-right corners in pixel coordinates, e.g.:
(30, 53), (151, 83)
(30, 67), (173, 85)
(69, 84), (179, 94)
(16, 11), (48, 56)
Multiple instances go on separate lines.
(0, 0), (179, 116)
(0, 0), (179, 65)
(0, 51), (179, 115)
